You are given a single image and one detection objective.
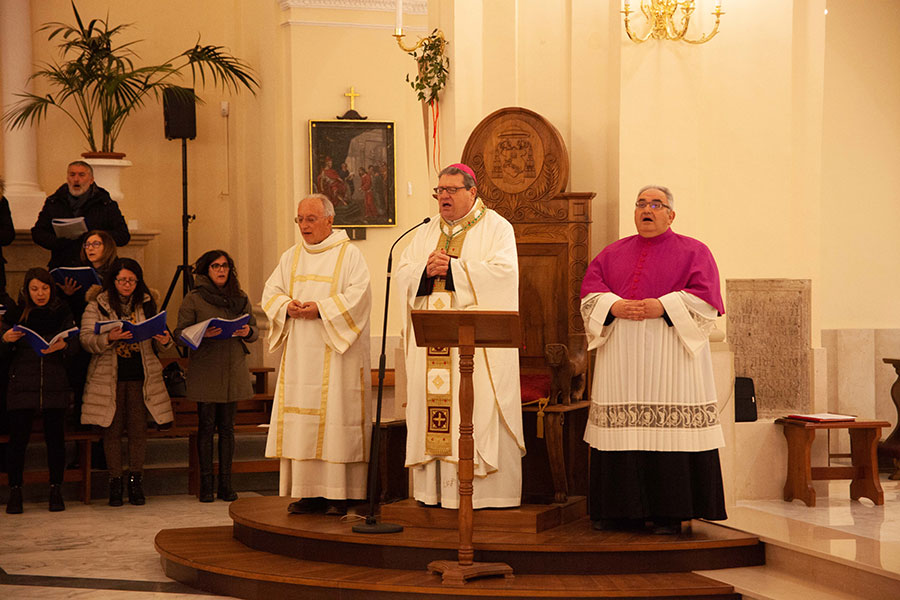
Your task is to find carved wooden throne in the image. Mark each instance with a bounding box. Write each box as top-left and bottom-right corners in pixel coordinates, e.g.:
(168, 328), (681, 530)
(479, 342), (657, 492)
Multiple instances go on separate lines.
(461, 107), (594, 504)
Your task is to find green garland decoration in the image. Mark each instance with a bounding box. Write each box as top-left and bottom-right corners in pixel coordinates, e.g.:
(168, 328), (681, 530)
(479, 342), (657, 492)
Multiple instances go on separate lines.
(405, 30), (449, 105)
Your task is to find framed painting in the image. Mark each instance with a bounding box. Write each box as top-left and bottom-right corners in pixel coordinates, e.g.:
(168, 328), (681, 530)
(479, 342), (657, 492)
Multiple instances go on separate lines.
(309, 120), (396, 227)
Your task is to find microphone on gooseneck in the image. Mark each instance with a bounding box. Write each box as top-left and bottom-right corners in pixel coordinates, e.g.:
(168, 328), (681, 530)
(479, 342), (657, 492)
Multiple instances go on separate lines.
(354, 215), (431, 533)
(386, 217), (430, 276)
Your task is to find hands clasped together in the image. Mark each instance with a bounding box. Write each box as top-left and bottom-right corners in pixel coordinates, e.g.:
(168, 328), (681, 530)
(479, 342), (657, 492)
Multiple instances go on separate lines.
(610, 298), (664, 321)
(426, 249), (450, 278)
(287, 299), (319, 320)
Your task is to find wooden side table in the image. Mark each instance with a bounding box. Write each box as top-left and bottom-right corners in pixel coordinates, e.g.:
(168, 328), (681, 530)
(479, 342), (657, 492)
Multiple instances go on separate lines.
(775, 418), (890, 507)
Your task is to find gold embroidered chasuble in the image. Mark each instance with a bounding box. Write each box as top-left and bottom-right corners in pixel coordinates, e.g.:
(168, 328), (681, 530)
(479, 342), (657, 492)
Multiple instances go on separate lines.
(262, 229), (372, 465)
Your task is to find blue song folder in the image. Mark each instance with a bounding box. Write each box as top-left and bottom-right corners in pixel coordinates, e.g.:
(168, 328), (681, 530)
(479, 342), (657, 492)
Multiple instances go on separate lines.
(13, 325), (78, 355)
(50, 266), (102, 290)
(179, 314), (250, 350)
(94, 311), (168, 343)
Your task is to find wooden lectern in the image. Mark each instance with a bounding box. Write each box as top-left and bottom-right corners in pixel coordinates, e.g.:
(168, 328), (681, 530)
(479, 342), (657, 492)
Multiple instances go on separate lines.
(410, 309), (520, 586)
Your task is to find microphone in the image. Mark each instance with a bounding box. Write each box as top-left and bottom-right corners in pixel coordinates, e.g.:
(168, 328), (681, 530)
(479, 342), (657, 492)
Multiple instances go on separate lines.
(354, 215), (431, 534)
(386, 217), (430, 276)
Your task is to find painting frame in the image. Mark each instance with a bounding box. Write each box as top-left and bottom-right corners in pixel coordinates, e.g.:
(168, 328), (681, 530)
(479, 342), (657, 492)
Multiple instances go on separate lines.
(309, 119), (397, 228)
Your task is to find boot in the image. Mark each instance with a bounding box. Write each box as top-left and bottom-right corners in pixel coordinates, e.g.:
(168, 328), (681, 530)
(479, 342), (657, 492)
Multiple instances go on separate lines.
(6, 485), (23, 514)
(48, 484), (65, 512)
(127, 471), (145, 506)
(199, 475), (215, 503)
(217, 424), (237, 501)
(108, 477), (124, 507)
(216, 473), (237, 502)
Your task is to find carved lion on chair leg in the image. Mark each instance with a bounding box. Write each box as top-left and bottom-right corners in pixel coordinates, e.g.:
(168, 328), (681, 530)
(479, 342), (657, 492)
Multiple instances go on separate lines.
(544, 335), (587, 405)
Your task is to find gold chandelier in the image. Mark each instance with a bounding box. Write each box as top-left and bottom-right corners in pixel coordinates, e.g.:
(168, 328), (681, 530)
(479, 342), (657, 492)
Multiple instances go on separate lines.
(622, 1), (724, 44)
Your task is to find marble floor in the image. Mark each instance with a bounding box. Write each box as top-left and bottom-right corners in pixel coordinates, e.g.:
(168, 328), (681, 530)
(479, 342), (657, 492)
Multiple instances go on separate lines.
(2, 480), (900, 599)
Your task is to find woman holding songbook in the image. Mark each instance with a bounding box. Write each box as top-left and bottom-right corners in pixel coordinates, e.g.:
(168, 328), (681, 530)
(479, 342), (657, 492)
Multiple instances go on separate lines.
(1, 267), (78, 514)
(59, 230), (119, 430)
(174, 250), (258, 502)
(80, 257), (173, 507)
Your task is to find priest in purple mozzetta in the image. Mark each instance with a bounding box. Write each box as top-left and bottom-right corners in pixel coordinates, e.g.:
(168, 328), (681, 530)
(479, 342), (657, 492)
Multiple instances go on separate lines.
(579, 185), (726, 535)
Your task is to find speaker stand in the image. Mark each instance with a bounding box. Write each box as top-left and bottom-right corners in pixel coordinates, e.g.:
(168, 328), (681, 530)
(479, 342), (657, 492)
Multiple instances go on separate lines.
(161, 138), (195, 355)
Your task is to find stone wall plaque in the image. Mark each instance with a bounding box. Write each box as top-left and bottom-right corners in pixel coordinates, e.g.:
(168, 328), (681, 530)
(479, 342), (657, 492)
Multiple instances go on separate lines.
(726, 279), (811, 417)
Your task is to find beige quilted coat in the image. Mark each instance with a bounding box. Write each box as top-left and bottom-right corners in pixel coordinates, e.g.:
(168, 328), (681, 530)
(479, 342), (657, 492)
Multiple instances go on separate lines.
(79, 289), (174, 427)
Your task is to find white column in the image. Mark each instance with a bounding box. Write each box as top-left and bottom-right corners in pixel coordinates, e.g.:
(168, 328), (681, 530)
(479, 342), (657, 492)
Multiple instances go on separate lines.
(1, 0), (46, 227)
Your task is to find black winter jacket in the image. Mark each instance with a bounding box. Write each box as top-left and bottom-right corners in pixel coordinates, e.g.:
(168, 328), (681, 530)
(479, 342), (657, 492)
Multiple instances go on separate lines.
(0, 196), (14, 294)
(0, 299), (78, 411)
(31, 183), (130, 269)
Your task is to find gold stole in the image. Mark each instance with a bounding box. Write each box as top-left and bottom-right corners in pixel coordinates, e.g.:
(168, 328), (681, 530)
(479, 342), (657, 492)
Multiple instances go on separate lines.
(425, 201), (486, 456)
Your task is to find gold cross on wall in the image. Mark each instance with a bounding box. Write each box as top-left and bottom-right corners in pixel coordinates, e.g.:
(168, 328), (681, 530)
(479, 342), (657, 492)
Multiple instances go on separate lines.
(344, 87), (360, 111)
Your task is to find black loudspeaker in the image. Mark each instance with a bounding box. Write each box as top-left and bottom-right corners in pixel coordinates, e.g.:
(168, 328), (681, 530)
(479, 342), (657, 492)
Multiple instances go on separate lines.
(735, 377), (758, 422)
(163, 87), (196, 140)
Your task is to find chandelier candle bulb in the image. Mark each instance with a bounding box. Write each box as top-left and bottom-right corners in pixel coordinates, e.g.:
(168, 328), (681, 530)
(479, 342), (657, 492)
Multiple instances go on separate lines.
(395, 0), (402, 36)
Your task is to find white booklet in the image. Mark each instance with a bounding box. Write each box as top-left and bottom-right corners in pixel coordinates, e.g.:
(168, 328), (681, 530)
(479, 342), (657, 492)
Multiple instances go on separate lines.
(51, 217), (88, 239)
(786, 413), (856, 423)
(179, 314), (250, 350)
(13, 325), (79, 354)
(93, 310), (168, 343)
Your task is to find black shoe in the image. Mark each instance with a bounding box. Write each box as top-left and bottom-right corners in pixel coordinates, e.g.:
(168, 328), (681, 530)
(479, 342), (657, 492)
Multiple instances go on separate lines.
(216, 474), (237, 502)
(287, 497), (326, 514)
(325, 500), (347, 516)
(199, 475), (214, 503)
(109, 477), (124, 507)
(651, 519), (682, 535)
(6, 485), (23, 514)
(127, 472), (145, 506)
(48, 484), (65, 512)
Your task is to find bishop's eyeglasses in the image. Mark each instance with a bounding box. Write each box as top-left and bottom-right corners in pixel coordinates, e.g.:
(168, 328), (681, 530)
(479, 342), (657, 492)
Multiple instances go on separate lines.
(433, 186), (466, 195)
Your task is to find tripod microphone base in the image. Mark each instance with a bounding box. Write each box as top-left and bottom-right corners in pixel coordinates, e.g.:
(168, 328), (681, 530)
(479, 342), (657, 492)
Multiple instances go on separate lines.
(352, 517), (404, 534)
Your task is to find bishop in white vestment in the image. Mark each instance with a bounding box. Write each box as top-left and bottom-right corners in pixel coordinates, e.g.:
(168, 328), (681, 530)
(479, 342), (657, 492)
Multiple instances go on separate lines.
(262, 194), (372, 515)
(580, 185), (726, 534)
(396, 164), (524, 509)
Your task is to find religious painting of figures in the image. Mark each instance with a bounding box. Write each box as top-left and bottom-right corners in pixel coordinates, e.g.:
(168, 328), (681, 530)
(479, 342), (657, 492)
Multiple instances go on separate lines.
(309, 120), (396, 227)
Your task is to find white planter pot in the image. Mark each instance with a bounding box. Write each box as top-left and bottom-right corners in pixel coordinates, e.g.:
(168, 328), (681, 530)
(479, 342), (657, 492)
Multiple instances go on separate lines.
(82, 157), (133, 204)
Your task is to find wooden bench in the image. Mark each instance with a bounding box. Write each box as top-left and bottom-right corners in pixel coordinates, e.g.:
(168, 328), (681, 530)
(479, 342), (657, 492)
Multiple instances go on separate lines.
(775, 417), (890, 507)
(0, 429), (102, 504)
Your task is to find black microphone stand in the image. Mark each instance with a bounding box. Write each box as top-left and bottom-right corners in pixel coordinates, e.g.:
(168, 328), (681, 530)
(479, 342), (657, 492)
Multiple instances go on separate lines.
(353, 217), (430, 534)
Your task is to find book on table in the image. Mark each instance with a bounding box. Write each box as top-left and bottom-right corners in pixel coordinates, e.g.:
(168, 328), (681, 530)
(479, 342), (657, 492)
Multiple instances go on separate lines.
(51, 217), (87, 239)
(50, 266), (102, 290)
(93, 311), (168, 343)
(786, 413), (857, 422)
(13, 325), (79, 355)
(179, 314), (250, 350)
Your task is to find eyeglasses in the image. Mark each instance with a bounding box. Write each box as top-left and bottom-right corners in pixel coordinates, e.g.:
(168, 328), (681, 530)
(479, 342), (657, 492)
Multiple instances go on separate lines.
(433, 186), (467, 195)
(83, 241), (103, 249)
(294, 216), (320, 224)
(209, 263), (230, 271)
(635, 200), (671, 211)
(115, 278), (138, 285)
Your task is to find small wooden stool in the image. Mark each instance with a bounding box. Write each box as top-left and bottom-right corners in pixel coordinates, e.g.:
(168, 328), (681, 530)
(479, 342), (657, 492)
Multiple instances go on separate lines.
(775, 418), (889, 507)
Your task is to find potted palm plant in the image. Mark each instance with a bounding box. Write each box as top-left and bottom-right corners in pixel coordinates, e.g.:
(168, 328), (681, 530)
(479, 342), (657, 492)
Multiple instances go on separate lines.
(2, 1), (259, 157)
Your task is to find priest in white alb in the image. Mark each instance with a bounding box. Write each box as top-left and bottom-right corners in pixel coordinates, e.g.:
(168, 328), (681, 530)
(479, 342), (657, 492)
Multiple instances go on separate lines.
(580, 185), (726, 535)
(396, 163), (524, 509)
(262, 194), (372, 516)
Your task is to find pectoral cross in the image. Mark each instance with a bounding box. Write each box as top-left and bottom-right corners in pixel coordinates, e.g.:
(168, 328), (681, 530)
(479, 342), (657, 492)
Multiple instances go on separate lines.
(344, 87), (360, 111)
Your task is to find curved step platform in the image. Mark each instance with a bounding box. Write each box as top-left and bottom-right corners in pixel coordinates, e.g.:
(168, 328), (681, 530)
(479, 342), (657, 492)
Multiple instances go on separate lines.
(155, 496), (764, 599)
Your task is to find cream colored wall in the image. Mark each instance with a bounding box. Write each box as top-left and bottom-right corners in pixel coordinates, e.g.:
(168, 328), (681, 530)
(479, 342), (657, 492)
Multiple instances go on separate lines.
(820, 0), (900, 331)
